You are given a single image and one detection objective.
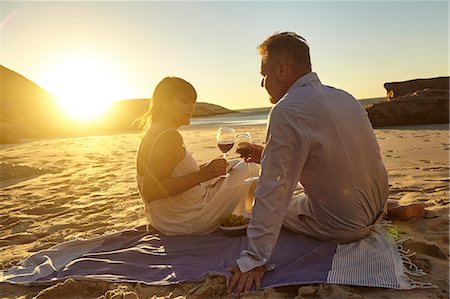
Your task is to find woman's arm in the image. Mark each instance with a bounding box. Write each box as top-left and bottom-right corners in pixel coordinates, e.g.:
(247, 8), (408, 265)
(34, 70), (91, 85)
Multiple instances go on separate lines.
(142, 130), (226, 202)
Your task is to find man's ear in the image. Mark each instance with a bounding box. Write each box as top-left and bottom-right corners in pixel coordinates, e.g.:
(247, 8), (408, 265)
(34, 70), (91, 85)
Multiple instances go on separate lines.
(275, 59), (289, 81)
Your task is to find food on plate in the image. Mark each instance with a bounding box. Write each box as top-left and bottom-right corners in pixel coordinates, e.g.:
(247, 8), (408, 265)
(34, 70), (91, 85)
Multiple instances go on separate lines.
(220, 214), (249, 227)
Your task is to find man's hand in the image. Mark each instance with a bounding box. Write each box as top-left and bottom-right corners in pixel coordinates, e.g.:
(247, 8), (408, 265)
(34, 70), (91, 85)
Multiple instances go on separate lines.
(227, 265), (265, 295)
(237, 144), (264, 164)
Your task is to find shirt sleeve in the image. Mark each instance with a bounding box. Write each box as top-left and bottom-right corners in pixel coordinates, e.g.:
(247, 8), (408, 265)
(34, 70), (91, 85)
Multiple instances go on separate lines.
(236, 105), (310, 273)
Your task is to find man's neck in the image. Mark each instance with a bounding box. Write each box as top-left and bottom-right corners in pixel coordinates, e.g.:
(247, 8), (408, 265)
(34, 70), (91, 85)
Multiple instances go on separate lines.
(286, 69), (311, 91)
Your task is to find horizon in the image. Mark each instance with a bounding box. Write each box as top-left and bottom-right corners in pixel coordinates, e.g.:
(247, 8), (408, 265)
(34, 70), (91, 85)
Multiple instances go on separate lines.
(0, 62), (388, 111)
(1, 1), (448, 120)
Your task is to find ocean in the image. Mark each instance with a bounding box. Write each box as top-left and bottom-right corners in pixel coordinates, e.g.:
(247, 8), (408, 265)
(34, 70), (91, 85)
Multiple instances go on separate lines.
(189, 109), (269, 127)
(188, 97), (385, 128)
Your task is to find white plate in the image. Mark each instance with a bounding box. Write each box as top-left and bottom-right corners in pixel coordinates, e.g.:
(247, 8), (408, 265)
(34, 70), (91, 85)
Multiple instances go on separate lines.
(219, 224), (248, 230)
(219, 223), (248, 237)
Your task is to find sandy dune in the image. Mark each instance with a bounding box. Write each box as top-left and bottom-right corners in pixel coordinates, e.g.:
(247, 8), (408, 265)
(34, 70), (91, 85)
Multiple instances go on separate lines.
(0, 123), (448, 298)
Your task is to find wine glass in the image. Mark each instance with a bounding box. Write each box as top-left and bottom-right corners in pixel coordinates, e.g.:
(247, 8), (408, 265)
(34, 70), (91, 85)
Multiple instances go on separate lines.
(217, 127), (235, 177)
(236, 132), (259, 182)
(236, 132), (252, 160)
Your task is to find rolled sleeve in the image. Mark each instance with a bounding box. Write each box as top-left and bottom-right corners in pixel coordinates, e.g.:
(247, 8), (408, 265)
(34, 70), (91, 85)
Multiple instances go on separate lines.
(236, 105), (310, 273)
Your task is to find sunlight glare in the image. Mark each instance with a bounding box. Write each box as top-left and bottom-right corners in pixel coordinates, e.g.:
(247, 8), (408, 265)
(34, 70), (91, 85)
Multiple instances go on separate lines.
(41, 54), (133, 121)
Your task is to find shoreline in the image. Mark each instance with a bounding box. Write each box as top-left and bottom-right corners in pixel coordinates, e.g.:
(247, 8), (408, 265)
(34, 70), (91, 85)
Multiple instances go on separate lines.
(1, 122), (447, 148)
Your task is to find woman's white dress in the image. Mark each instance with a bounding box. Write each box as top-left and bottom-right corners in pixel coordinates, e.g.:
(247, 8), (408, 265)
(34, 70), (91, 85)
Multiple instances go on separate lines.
(137, 137), (259, 235)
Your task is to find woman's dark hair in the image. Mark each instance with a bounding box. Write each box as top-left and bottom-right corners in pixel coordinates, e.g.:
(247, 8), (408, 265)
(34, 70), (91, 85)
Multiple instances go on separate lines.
(138, 77), (197, 129)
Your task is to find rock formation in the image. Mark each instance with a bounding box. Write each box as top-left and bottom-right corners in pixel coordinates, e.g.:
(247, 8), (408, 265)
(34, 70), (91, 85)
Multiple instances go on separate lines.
(0, 65), (235, 143)
(101, 99), (234, 131)
(367, 77), (449, 127)
(384, 77), (449, 100)
(0, 65), (66, 143)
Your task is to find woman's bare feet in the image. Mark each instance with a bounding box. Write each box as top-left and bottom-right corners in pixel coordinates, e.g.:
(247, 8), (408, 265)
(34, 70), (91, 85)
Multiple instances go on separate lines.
(387, 203), (425, 221)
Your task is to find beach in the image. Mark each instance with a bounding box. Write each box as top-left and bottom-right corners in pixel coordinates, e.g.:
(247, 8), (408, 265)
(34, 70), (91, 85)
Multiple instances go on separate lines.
(0, 123), (448, 298)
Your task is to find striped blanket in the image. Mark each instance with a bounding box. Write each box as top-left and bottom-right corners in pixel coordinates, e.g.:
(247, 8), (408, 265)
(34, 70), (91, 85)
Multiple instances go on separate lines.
(0, 224), (426, 290)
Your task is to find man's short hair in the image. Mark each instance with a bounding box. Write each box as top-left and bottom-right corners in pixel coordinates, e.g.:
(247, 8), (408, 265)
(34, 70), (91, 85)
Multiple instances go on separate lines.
(258, 32), (312, 70)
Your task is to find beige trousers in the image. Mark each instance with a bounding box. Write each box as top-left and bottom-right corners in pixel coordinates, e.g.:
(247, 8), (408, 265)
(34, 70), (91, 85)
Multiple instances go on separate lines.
(282, 192), (385, 244)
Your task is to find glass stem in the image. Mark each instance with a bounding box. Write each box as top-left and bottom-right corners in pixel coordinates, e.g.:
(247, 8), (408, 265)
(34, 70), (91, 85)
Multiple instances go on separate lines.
(223, 153), (226, 159)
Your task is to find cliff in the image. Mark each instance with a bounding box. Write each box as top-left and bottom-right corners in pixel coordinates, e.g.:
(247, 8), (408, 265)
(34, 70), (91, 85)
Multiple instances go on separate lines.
(0, 65), (234, 143)
(0, 65), (66, 142)
(384, 77), (449, 100)
(99, 99), (234, 131)
(367, 77), (449, 127)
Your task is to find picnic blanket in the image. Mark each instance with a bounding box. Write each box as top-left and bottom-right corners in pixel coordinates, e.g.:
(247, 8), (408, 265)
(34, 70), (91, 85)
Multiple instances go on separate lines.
(0, 224), (430, 290)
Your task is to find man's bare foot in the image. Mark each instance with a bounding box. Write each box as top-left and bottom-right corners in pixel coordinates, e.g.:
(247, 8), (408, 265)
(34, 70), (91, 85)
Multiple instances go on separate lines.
(387, 204), (425, 221)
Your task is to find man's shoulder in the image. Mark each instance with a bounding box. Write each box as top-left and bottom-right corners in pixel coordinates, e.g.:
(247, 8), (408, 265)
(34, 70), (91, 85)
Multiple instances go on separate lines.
(269, 100), (306, 124)
(270, 101), (293, 116)
(274, 86), (318, 113)
(283, 79), (324, 106)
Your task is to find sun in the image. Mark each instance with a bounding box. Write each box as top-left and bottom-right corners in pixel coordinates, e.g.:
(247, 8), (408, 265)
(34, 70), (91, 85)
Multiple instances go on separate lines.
(40, 54), (133, 121)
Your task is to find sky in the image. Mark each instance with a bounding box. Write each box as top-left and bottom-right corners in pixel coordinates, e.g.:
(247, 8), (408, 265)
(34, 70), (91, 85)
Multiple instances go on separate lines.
(1, 0), (448, 114)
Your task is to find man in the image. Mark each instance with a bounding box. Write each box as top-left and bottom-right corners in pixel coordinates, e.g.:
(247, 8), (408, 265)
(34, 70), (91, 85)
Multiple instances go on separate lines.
(227, 31), (391, 295)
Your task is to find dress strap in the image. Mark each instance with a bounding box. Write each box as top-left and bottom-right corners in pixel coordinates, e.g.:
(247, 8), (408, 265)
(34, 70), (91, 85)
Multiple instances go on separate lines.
(147, 129), (184, 160)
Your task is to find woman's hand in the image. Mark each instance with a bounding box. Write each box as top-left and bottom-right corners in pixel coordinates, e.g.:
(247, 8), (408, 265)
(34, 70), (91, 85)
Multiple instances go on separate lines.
(198, 158), (228, 181)
(237, 144), (264, 164)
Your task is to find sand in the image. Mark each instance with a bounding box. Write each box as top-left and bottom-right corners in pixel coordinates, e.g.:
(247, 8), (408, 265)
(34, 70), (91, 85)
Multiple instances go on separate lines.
(0, 123), (448, 298)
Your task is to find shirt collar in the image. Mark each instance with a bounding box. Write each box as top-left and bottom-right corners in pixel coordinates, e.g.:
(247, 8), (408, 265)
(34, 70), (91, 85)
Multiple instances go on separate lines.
(287, 72), (321, 93)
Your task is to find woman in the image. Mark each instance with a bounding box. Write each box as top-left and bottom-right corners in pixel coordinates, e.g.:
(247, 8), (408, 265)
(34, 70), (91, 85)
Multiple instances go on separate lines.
(136, 77), (258, 235)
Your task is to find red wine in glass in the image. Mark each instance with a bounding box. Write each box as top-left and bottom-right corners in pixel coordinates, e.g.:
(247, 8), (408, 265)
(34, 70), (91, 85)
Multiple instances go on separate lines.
(218, 141), (234, 154)
(236, 132), (259, 182)
(216, 127), (235, 177)
(235, 133), (253, 159)
(236, 146), (251, 158)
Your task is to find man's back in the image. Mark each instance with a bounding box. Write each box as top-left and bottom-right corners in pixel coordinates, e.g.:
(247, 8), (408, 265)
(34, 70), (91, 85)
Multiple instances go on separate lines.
(230, 32), (396, 294)
(278, 73), (389, 230)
